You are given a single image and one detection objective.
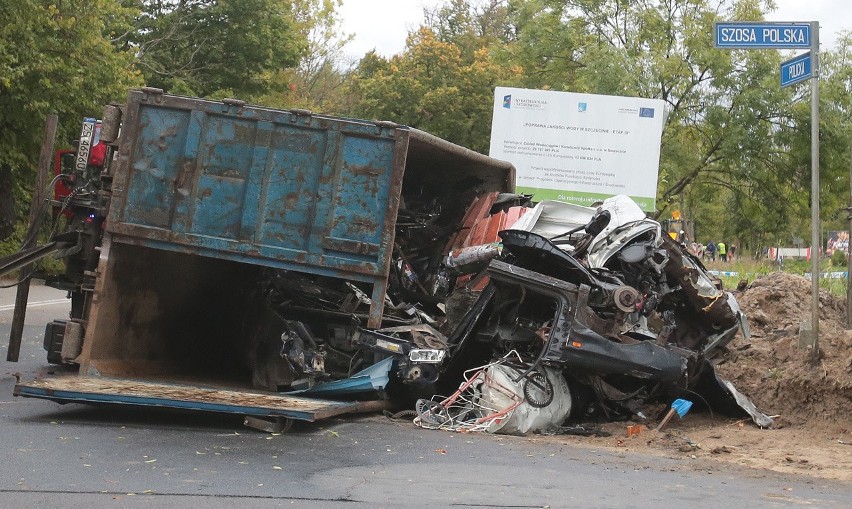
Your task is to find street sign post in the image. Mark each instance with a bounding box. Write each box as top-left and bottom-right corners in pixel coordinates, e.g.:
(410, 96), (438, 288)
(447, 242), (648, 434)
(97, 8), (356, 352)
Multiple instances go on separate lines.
(715, 20), (821, 363)
(781, 52), (812, 87)
(809, 21), (821, 364)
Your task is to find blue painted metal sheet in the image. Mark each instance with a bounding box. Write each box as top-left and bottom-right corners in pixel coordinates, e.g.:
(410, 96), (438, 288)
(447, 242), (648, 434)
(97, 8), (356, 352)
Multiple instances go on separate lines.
(285, 356), (392, 397)
(14, 376), (362, 422)
(108, 91), (404, 281)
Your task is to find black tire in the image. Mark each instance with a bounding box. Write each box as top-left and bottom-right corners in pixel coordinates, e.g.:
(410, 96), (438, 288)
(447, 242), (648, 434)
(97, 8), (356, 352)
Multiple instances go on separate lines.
(523, 371), (554, 408)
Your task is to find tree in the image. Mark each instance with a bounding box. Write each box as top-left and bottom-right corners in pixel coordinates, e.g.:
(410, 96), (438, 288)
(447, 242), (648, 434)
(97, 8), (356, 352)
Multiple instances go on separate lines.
(0, 0), (141, 241)
(252, 0), (354, 112)
(346, 1), (520, 153)
(347, 26), (520, 153)
(779, 32), (852, 240)
(495, 0), (584, 90)
(134, 0), (307, 98)
(425, 0), (514, 60)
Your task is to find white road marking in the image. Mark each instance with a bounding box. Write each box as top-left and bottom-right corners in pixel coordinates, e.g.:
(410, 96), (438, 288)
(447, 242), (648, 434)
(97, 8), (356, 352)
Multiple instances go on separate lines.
(0, 298), (69, 312)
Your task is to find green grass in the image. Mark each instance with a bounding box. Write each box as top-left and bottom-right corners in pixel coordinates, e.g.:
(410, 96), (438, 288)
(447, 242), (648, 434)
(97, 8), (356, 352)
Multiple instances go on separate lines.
(704, 256), (849, 297)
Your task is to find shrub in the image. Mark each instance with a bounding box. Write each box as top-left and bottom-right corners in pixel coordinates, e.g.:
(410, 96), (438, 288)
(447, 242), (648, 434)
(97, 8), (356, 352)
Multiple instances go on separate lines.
(831, 249), (848, 268)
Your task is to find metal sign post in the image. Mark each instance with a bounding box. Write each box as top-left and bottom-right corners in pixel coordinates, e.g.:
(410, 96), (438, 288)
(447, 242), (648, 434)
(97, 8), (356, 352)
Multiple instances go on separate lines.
(714, 20), (820, 363)
(809, 21), (820, 364)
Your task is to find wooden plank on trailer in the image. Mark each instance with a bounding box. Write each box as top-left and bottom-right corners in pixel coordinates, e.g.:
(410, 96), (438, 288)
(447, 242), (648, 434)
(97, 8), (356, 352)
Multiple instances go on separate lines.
(14, 376), (365, 422)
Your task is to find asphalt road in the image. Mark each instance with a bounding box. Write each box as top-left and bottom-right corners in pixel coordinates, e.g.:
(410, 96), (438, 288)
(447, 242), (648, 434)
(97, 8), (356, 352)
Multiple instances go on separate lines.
(1, 282), (851, 508)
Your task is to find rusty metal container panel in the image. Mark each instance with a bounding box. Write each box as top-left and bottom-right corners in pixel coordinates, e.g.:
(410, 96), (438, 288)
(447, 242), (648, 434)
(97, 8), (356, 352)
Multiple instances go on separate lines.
(107, 90), (405, 283)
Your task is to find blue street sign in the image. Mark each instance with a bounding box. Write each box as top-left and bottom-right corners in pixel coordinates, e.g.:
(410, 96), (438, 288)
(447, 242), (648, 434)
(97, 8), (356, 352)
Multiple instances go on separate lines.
(781, 52), (812, 87)
(714, 22), (811, 49)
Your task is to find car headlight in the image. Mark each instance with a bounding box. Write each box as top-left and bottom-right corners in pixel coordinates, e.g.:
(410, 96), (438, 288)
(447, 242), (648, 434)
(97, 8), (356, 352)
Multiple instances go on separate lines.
(408, 349), (446, 363)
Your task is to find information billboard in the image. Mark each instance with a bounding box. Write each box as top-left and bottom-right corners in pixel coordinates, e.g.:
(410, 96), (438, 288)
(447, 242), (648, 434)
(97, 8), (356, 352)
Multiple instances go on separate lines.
(489, 87), (665, 211)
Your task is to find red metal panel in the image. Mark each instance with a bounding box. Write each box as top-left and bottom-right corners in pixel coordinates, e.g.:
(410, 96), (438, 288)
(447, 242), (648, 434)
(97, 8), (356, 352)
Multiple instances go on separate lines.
(450, 205), (528, 290)
(445, 192), (499, 252)
(451, 203), (529, 252)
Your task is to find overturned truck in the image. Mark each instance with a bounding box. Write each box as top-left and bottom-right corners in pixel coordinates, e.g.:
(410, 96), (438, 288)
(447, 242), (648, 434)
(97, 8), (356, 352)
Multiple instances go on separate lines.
(9, 89), (770, 431)
(10, 89), (517, 424)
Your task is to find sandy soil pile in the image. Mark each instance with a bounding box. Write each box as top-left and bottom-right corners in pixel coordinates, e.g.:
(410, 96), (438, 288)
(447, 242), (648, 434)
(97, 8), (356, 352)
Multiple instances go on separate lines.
(716, 271), (852, 426)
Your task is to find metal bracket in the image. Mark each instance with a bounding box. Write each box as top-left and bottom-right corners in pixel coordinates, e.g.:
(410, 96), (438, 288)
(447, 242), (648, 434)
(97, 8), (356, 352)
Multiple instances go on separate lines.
(243, 415), (294, 434)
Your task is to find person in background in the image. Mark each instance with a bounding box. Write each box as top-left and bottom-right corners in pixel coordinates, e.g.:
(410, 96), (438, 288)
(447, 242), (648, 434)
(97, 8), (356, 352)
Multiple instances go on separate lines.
(706, 240), (717, 261)
(718, 241), (727, 262)
(729, 244), (737, 261)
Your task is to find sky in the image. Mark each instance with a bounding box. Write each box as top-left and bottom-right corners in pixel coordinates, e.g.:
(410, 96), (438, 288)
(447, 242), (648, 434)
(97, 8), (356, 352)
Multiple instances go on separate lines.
(338, 0), (852, 60)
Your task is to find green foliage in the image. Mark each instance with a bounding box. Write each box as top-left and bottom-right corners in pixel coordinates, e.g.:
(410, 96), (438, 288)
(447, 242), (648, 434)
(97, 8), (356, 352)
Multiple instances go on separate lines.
(0, 209), (66, 277)
(252, 0), (354, 112)
(0, 0), (141, 158)
(426, 0), (514, 61)
(498, 0), (585, 91)
(346, 26), (520, 153)
(793, 33), (852, 237)
(134, 0), (307, 98)
(831, 249), (848, 268)
(0, 0), (141, 240)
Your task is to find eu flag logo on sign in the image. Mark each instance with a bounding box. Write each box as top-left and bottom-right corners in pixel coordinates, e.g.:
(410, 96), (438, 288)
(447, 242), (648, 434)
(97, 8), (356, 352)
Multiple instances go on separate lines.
(578, 102), (587, 112)
(639, 107), (655, 118)
(503, 95), (512, 109)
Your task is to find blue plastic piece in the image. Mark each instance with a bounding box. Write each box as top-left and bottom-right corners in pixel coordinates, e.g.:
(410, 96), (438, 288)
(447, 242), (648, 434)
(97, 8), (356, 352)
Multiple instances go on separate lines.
(672, 398), (693, 418)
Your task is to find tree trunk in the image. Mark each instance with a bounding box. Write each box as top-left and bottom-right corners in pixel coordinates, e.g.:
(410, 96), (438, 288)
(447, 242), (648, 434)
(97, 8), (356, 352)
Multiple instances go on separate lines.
(0, 163), (15, 240)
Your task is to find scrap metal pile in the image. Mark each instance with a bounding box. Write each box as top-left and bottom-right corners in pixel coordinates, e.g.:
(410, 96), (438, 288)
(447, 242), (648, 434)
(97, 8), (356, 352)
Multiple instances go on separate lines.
(243, 193), (772, 431)
(6, 96), (767, 431)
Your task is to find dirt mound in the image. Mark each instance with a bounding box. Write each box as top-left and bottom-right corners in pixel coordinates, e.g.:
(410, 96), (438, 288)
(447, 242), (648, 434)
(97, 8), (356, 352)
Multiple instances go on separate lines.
(715, 271), (852, 426)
